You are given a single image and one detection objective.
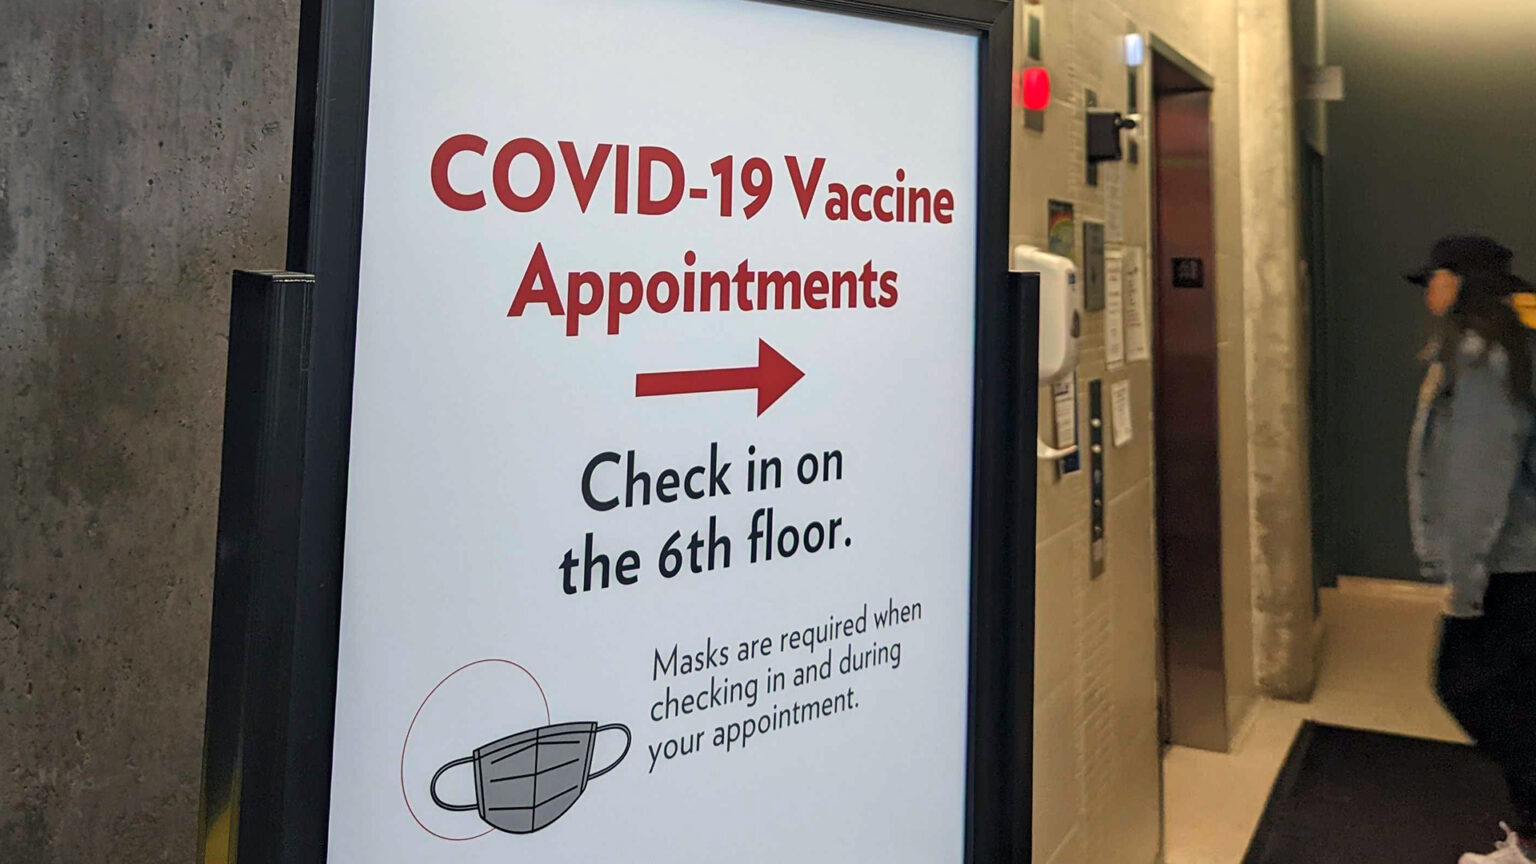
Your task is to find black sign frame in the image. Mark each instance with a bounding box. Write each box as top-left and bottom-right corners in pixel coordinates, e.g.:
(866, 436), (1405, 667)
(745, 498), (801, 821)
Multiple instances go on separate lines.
(199, 1), (1034, 862)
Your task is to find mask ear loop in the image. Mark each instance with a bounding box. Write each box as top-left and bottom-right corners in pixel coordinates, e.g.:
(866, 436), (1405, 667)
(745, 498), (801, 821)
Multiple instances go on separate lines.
(587, 723), (632, 780)
(430, 756), (480, 811)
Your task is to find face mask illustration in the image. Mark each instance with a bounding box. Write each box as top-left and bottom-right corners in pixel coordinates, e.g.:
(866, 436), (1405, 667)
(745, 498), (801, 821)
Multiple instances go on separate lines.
(430, 721), (631, 834)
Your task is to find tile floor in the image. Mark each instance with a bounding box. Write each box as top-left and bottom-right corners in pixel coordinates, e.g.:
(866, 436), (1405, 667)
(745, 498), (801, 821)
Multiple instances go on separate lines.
(1162, 577), (1469, 864)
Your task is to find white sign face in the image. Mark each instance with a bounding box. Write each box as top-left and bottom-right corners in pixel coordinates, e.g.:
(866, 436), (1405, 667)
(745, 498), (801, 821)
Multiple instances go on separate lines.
(1124, 246), (1150, 363)
(326, 1), (980, 862)
(1111, 379), (1134, 447)
(1105, 250), (1125, 369)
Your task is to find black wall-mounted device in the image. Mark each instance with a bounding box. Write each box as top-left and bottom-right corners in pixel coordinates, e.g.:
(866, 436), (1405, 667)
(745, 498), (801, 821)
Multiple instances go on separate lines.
(1087, 109), (1137, 163)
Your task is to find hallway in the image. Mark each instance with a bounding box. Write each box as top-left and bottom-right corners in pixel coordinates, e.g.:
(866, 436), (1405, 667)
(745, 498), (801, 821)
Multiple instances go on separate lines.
(1164, 578), (1467, 863)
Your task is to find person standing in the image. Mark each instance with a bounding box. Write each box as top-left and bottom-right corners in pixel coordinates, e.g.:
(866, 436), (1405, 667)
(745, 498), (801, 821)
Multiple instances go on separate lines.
(1408, 236), (1536, 864)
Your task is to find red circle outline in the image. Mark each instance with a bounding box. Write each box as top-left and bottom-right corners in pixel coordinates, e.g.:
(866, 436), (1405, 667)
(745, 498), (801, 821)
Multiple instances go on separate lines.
(399, 659), (551, 841)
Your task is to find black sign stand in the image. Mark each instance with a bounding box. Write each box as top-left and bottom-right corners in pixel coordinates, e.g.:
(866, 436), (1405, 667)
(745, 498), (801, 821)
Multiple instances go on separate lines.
(198, 2), (1035, 862)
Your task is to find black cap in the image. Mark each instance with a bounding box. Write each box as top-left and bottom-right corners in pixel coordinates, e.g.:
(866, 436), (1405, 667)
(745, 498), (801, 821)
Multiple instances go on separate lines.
(1405, 234), (1531, 294)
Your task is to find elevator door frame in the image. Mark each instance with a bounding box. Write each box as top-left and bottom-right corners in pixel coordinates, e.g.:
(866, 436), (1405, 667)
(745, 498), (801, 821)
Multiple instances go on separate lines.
(1146, 38), (1228, 754)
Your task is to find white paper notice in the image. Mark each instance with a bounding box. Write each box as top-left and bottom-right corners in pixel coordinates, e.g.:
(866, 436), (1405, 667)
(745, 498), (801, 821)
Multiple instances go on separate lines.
(1105, 250), (1125, 370)
(1052, 376), (1079, 475)
(1053, 379), (1074, 447)
(1104, 163), (1124, 245)
(1111, 380), (1133, 447)
(1124, 246), (1150, 363)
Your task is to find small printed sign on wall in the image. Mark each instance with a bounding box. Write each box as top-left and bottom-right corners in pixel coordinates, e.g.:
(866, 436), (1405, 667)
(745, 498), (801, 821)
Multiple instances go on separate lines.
(1124, 247), (1150, 362)
(1173, 256), (1205, 289)
(1105, 249), (1125, 369)
(1048, 199), (1075, 258)
(1111, 379), (1134, 447)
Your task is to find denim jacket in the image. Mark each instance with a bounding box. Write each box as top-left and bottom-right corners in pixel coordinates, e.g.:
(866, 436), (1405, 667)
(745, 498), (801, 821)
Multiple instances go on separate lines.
(1408, 332), (1536, 617)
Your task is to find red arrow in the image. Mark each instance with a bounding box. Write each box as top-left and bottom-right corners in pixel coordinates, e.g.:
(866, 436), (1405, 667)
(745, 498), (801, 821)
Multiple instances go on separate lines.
(635, 340), (805, 416)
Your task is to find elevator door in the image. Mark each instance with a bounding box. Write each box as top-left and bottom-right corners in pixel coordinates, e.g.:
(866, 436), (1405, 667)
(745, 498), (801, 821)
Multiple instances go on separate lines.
(1152, 56), (1226, 752)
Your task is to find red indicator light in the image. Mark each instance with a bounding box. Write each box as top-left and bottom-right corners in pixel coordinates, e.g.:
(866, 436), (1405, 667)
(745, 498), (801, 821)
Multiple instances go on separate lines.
(1018, 67), (1051, 111)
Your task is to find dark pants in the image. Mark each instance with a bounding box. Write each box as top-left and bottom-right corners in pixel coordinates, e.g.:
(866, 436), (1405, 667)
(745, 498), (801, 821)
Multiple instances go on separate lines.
(1436, 573), (1536, 836)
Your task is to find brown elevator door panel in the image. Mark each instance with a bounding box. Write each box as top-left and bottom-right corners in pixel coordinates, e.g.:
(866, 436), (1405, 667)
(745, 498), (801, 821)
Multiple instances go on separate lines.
(1152, 85), (1226, 752)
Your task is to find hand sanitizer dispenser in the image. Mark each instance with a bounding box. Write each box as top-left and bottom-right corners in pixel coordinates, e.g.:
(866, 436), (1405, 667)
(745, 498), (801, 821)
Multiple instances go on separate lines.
(1013, 244), (1083, 461)
(1013, 244), (1081, 384)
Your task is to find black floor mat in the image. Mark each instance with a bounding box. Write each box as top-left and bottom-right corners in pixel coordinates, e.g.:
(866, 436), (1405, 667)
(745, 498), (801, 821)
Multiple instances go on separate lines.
(1243, 722), (1511, 864)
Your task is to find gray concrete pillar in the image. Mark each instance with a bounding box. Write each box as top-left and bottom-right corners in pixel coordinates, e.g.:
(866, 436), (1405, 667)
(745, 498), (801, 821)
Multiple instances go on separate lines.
(1237, 0), (1322, 699)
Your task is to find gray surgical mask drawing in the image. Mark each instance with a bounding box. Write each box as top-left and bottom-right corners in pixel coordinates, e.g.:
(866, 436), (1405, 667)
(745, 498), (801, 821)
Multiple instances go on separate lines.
(430, 721), (631, 834)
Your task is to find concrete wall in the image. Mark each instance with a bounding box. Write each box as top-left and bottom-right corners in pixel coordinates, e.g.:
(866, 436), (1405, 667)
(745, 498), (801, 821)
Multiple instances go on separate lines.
(1020, 1), (1306, 860)
(1321, 0), (1536, 582)
(0, 2), (298, 860)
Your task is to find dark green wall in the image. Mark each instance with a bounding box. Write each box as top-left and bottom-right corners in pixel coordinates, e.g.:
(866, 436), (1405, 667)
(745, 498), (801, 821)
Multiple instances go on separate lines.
(1321, 0), (1536, 580)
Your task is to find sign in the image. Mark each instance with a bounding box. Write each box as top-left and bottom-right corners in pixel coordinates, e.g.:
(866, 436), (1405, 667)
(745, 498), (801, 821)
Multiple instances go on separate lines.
(1299, 65), (1346, 102)
(1048, 199), (1075, 257)
(1111, 379), (1134, 447)
(345, 4), (977, 859)
(197, 2), (1027, 864)
(1105, 249), (1125, 369)
(1104, 161), (1125, 244)
(1173, 256), (1205, 289)
(1053, 374), (1080, 477)
(1083, 221), (1106, 310)
(1124, 246), (1150, 362)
